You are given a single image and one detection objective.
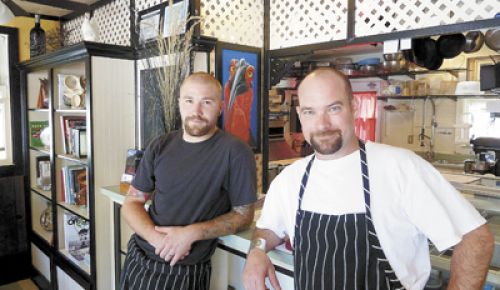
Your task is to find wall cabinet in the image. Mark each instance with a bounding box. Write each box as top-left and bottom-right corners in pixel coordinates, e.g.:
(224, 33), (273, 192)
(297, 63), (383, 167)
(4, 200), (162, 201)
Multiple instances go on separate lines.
(21, 42), (135, 290)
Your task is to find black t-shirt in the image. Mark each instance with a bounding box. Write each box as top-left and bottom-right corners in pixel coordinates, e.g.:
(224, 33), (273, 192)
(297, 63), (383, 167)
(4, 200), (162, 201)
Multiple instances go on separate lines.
(131, 129), (257, 264)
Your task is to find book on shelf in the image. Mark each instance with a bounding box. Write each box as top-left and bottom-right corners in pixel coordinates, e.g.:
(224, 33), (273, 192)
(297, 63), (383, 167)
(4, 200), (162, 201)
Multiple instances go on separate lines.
(29, 120), (49, 147)
(63, 212), (90, 264)
(60, 165), (87, 207)
(72, 129), (87, 158)
(59, 115), (86, 156)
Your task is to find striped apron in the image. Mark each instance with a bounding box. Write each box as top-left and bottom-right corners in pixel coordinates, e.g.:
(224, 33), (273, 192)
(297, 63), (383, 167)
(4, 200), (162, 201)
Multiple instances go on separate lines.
(293, 141), (405, 290)
(120, 238), (211, 290)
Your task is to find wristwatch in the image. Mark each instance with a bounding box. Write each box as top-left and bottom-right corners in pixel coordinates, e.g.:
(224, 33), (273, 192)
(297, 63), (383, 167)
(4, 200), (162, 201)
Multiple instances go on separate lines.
(250, 237), (267, 252)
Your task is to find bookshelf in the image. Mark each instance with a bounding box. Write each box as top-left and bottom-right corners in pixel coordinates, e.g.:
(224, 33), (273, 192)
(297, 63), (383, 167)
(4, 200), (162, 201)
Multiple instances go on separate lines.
(21, 42), (135, 290)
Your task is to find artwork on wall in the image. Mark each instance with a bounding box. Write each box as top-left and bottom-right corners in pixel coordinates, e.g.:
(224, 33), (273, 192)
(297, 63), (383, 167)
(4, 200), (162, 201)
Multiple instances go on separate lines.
(216, 42), (261, 152)
(139, 9), (161, 42)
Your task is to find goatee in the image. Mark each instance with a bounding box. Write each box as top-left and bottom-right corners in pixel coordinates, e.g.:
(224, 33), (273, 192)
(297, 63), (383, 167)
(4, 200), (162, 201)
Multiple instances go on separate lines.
(310, 129), (343, 155)
(183, 116), (212, 136)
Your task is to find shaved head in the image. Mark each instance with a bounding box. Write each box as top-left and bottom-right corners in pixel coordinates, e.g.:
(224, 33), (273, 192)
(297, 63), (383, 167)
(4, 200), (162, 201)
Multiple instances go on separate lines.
(180, 72), (222, 98)
(299, 68), (353, 103)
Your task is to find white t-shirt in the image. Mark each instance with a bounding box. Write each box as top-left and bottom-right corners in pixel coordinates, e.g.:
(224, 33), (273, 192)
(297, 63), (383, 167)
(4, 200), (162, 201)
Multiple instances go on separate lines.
(257, 141), (485, 290)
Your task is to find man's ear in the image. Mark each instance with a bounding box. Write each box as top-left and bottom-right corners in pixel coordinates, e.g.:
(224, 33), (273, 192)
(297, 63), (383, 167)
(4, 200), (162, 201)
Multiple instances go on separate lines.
(351, 96), (360, 118)
(296, 106), (301, 120)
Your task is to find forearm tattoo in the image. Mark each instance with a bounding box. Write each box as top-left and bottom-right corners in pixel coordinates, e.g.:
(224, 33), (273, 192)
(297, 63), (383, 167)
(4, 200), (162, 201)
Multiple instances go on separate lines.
(127, 187), (151, 201)
(201, 204), (254, 240)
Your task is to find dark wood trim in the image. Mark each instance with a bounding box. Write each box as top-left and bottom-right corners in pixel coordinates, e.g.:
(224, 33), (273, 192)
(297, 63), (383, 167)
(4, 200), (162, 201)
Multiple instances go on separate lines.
(53, 251), (91, 286)
(24, 0), (87, 11)
(61, 0), (115, 21)
(1, 0), (29, 16)
(84, 56), (97, 290)
(32, 269), (51, 290)
(270, 18), (500, 58)
(190, 0), (200, 37)
(346, 0), (355, 40)
(129, 0), (138, 50)
(113, 203), (122, 287)
(216, 244), (294, 277)
(262, 0), (270, 192)
(18, 42), (134, 70)
(192, 35), (217, 52)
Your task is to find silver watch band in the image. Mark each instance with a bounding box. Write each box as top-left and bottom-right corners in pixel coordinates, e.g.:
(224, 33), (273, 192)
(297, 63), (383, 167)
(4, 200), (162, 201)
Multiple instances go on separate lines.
(249, 237), (267, 252)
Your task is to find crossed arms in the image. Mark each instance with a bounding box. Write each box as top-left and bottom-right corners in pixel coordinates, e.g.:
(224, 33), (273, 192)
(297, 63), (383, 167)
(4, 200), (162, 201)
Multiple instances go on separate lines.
(122, 185), (254, 266)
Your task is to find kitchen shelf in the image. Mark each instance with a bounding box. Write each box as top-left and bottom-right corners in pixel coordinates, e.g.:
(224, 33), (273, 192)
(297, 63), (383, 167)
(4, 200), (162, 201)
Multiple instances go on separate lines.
(349, 68), (467, 80)
(378, 94), (500, 101)
(32, 187), (52, 200)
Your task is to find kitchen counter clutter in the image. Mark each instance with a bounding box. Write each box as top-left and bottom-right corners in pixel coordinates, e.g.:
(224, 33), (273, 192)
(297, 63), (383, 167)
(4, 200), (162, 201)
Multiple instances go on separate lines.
(101, 168), (500, 288)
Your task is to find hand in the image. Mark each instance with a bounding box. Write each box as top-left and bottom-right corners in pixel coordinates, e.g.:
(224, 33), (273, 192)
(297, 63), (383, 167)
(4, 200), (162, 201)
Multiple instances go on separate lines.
(243, 248), (281, 290)
(153, 225), (200, 266)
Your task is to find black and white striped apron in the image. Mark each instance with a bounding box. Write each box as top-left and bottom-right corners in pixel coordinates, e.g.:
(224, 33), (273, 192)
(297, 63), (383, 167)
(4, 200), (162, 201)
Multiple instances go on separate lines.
(293, 141), (405, 290)
(120, 238), (211, 290)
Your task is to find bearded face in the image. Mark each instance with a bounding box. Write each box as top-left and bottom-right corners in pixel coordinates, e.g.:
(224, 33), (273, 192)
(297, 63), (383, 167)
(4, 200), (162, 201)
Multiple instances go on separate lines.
(309, 129), (343, 155)
(183, 115), (214, 137)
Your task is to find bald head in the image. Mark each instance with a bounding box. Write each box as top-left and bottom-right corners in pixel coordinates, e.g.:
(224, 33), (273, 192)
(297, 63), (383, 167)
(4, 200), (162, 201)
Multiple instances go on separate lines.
(298, 68), (353, 103)
(180, 72), (222, 98)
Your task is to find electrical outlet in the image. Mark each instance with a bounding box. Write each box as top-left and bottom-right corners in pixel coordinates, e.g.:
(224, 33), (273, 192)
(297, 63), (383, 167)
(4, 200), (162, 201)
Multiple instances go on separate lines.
(407, 135), (414, 144)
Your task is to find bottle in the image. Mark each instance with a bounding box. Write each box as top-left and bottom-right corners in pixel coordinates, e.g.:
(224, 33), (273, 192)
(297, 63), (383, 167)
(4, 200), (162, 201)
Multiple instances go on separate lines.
(30, 14), (46, 57)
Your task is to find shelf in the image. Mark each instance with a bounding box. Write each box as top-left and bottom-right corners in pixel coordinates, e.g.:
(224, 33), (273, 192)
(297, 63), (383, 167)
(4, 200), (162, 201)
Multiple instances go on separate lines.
(348, 68), (466, 80)
(57, 154), (87, 165)
(58, 249), (91, 275)
(57, 203), (89, 220)
(31, 187), (52, 200)
(28, 108), (49, 112)
(32, 228), (54, 247)
(30, 146), (51, 155)
(378, 94), (500, 101)
(55, 109), (86, 114)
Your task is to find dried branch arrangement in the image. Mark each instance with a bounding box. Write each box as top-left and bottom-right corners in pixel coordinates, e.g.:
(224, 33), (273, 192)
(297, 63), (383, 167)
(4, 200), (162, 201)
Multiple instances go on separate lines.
(137, 0), (202, 135)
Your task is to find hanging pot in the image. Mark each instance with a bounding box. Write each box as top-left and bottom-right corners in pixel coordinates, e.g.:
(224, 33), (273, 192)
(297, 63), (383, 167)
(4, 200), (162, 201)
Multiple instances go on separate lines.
(485, 29), (500, 52)
(463, 31), (484, 53)
(412, 37), (443, 70)
(436, 33), (465, 58)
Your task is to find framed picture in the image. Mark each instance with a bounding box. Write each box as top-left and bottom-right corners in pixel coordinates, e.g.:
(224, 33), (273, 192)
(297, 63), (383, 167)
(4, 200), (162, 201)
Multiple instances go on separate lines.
(162, 0), (188, 38)
(138, 9), (161, 42)
(216, 42), (261, 152)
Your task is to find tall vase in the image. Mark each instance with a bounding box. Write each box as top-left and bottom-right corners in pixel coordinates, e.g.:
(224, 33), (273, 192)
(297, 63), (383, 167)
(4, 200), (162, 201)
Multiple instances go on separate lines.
(81, 12), (100, 42)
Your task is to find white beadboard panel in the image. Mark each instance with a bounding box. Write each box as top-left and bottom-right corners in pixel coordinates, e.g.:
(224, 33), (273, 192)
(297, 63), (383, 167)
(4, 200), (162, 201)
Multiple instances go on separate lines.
(269, 0), (348, 50)
(31, 243), (51, 282)
(57, 266), (84, 290)
(91, 56), (135, 290)
(200, 0), (264, 47)
(355, 0), (499, 37)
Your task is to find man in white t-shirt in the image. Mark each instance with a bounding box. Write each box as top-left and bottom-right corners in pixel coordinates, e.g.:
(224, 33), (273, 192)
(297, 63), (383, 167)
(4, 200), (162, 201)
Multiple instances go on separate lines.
(243, 68), (494, 290)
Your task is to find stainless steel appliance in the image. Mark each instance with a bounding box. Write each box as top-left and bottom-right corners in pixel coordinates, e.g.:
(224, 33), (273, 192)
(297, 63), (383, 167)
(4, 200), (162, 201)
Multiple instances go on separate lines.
(469, 137), (500, 176)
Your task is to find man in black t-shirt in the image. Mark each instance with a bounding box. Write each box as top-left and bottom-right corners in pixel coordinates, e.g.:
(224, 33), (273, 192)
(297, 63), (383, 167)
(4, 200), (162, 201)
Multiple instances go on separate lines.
(120, 72), (257, 290)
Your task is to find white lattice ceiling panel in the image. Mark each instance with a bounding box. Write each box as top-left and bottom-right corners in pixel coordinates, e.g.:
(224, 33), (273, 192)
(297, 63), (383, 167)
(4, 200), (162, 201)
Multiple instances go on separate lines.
(200, 0), (264, 47)
(63, 0), (131, 46)
(355, 0), (499, 37)
(270, 0), (348, 50)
